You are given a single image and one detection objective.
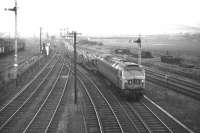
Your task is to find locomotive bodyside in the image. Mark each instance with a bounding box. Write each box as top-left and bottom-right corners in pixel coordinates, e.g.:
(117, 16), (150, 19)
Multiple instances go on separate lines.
(96, 58), (120, 88)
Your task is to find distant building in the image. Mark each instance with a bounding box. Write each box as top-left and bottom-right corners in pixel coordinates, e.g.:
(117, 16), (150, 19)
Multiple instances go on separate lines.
(160, 55), (182, 64)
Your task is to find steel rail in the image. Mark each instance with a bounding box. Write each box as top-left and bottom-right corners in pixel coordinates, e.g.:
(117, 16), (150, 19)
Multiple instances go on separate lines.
(146, 69), (200, 91)
(0, 55), (60, 131)
(22, 60), (65, 133)
(44, 63), (71, 133)
(78, 68), (124, 133)
(144, 95), (195, 133)
(0, 54), (56, 112)
(130, 102), (173, 133)
(78, 76), (104, 133)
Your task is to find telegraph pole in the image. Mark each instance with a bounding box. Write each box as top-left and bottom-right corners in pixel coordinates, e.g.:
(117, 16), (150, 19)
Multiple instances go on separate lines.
(5, 0), (18, 79)
(73, 31), (77, 104)
(67, 31), (81, 104)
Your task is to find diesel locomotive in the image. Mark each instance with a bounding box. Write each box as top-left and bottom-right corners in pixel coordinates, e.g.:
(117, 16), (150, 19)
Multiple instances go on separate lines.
(77, 48), (145, 100)
(96, 55), (145, 99)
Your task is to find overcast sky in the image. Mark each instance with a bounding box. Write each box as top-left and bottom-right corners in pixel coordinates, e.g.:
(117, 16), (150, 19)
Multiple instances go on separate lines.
(0, 0), (200, 37)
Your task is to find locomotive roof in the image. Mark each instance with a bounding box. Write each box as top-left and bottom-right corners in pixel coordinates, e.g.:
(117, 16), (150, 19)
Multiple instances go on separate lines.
(100, 54), (139, 70)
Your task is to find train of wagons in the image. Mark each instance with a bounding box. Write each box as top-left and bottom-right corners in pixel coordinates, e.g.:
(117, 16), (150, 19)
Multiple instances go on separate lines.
(0, 38), (25, 57)
(77, 48), (145, 100)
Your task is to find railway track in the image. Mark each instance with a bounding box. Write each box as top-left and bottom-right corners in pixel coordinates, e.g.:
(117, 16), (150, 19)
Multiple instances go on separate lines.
(22, 63), (70, 133)
(0, 54), (57, 110)
(79, 78), (103, 133)
(111, 94), (174, 133)
(0, 53), (56, 109)
(146, 69), (200, 100)
(79, 48), (200, 92)
(112, 52), (200, 100)
(45, 64), (72, 133)
(0, 55), (62, 132)
(89, 74), (174, 133)
(128, 102), (173, 133)
(99, 79), (193, 133)
(77, 66), (138, 133)
(78, 63), (194, 133)
(146, 68), (200, 90)
(65, 50), (196, 133)
(0, 53), (57, 110)
(143, 95), (194, 133)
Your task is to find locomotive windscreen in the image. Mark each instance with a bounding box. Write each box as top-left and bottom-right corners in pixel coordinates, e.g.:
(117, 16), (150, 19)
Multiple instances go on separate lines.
(125, 65), (142, 71)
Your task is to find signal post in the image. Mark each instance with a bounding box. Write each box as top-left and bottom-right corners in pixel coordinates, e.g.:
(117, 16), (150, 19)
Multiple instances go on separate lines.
(5, 0), (18, 81)
(129, 35), (142, 65)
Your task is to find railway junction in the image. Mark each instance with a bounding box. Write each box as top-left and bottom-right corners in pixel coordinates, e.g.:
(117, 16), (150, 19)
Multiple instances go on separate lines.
(1, 0), (200, 132)
(0, 39), (199, 133)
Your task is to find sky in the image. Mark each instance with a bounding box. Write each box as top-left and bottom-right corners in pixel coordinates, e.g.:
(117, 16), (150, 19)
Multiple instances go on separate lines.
(0, 0), (200, 37)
